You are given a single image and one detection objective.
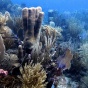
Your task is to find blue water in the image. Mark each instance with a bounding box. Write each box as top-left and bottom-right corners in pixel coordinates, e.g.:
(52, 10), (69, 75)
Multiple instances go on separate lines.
(12, 0), (88, 12)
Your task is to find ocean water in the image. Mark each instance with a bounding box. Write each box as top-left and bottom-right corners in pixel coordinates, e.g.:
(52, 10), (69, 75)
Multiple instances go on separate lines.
(12, 0), (88, 12)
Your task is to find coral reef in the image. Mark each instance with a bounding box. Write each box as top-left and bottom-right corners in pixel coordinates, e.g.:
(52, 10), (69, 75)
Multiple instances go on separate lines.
(19, 63), (47, 88)
(0, 3), (87, 88)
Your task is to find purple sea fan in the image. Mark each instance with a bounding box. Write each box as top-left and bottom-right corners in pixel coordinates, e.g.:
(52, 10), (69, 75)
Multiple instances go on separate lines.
(57, 49), (73, 71)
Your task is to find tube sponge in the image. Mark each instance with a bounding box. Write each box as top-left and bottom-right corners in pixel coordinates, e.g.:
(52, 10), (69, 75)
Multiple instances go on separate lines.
(22, 7), (44, 49)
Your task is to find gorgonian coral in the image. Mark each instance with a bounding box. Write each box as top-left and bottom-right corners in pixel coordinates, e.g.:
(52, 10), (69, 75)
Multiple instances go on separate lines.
(66, 17), (84, 38)
(19, 63), (47, 88)
(0, 34), (5, 61)
(78, 43), (88, 68)
(0, 11), (10, 25)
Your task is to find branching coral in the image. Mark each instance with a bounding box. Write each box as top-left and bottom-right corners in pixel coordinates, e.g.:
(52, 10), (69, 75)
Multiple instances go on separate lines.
(66, 17), (84, 38)
(41, 25), (61, 50)
(78, 43), (88, 69)
(19, 63), (47, 88)
(0, 11), (12, 37)
(0, 11), (14, 50)
(0, 11), (10, 26)
(31, 25), (61, 65)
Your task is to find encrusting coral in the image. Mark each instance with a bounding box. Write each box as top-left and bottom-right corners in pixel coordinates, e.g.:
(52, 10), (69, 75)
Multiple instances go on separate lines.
(19, 63), (47, 88)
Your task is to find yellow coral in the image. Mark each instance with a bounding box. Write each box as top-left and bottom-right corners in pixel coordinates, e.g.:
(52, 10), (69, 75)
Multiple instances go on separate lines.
(0, 11), (10, 25)
(41, 25), (62, 48)
(0, 11), (12, 36)
(19, 63), (47, 88)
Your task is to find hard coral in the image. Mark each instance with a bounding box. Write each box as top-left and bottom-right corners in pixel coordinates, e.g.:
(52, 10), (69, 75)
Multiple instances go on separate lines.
(19, 63), (47, 88)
